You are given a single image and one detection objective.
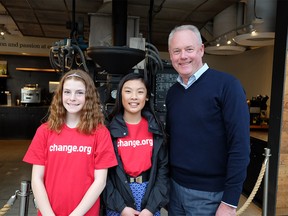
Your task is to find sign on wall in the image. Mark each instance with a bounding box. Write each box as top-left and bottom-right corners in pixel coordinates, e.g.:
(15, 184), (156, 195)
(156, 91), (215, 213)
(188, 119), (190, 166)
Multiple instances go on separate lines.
(0, 35), (60, 56)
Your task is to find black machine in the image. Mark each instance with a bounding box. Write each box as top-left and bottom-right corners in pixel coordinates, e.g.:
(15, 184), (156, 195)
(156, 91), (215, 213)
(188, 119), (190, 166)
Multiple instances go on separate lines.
(47, 0), (177, 124)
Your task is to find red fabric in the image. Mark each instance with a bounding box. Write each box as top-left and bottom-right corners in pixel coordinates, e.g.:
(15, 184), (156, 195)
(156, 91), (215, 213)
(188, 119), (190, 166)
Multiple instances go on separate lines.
(23, 123), (117, 216)
(117, 117), (153, 177)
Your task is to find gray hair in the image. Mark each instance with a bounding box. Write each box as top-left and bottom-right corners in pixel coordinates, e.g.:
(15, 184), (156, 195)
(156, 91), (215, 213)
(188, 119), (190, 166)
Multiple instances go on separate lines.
(168, 25), (203, 48)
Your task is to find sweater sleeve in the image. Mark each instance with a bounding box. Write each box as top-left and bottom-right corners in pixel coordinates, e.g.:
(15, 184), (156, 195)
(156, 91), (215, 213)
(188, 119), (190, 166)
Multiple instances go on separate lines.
(221, 77), (250, 206)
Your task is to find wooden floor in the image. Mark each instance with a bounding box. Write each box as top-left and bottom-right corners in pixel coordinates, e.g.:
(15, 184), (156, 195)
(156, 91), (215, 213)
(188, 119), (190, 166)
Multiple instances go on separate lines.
(0, 139), (262, 215)
(238, 195), (262, 216)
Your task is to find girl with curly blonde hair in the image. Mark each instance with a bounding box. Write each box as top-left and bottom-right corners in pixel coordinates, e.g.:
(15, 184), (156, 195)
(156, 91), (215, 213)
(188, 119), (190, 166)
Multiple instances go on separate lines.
(23, 69), (117, 216)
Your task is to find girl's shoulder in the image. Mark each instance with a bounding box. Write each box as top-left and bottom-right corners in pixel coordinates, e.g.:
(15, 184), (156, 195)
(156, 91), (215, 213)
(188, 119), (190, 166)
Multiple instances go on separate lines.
(36, 122), (50, 132)
(94, 123), (110, 134)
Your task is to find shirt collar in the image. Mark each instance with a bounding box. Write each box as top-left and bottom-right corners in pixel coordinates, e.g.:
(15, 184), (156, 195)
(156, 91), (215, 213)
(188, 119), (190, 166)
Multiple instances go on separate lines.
(177, 63), (209, 89)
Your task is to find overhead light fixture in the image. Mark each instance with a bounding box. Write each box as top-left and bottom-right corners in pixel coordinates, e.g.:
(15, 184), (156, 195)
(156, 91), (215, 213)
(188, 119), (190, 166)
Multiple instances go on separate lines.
(0, 24), (6, 36)
(233, 32), (275, 47)
(204, 28), (246, 55)
(204, 4), (247, 55)
(203, 0), (276, 55)
(205, 45), (246, 55)
(251, 30), (257, 35)
(233, 0), (276, 47)
(233, 21), (275, 47)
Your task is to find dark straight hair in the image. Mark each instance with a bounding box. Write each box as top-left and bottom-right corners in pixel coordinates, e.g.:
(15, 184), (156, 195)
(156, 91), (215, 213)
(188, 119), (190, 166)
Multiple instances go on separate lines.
(108, 72), (166, 139)
(109, 72), (150, 119)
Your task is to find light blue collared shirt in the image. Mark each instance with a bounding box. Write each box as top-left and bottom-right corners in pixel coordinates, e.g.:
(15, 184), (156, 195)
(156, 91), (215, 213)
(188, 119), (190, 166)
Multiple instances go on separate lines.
(177, 63), (209, 89)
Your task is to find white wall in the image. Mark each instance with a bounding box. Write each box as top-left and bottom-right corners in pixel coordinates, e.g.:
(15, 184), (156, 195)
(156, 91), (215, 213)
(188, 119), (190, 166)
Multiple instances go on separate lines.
(160, 46), (274, 109)
(204, 46), (274, 101)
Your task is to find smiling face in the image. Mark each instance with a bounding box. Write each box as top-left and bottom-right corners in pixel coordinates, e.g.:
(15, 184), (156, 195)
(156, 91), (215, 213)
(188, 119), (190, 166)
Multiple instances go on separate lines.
(62, 78), (86, 117)
(121, 79), (147, 122)
(169, 29), (204, 84)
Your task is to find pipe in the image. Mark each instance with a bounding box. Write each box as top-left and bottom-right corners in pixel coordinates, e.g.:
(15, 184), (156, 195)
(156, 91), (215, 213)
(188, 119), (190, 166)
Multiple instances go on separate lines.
(112, 0), (127, 46)
(213, 4), (238, 38)
(246, 0), (276, 32)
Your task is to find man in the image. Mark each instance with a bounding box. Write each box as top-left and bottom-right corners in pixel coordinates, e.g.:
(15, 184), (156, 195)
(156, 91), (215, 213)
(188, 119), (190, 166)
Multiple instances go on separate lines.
(165, 24), (250, 216)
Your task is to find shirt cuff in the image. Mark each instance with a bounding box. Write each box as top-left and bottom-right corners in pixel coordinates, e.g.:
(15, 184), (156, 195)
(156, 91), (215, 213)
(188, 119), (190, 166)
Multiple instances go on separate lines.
(221, 201), (237, 209)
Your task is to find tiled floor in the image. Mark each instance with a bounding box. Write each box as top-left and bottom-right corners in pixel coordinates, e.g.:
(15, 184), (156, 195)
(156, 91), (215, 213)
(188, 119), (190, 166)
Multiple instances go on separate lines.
(0, 140), (262, 216)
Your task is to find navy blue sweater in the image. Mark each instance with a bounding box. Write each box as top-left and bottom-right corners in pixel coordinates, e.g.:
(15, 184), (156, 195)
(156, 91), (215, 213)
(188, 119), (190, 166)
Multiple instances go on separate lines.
(166, 68), (250, 206)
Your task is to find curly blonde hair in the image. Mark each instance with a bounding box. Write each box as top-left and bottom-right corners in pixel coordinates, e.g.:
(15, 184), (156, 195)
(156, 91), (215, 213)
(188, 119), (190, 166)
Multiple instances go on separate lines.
(47, 69), (104, 134)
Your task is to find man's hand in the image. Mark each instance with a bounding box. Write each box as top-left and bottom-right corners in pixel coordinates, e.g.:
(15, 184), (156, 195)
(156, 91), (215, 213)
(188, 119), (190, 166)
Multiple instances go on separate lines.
(216, 202), (236, 216)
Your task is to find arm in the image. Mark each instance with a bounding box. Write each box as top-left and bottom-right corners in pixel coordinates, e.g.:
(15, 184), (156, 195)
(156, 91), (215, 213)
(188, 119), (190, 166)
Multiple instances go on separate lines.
(216, 203), (236, 216)
(31, 165), (55, 216)
(69, 169), (108, 216)
(221, 78), (250, 206)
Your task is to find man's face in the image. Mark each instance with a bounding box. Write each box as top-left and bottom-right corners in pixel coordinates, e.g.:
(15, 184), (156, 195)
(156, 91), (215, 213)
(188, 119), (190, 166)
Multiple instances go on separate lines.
(169, 29), (204, 83)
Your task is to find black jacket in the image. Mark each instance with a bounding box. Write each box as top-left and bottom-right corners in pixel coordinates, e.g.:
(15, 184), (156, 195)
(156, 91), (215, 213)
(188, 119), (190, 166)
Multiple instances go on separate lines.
(102, 110), (169, 214)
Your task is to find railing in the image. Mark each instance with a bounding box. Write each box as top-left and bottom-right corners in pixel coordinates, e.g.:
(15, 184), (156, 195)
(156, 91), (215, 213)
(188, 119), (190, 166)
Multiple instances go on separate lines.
(0, 148), (272, 216)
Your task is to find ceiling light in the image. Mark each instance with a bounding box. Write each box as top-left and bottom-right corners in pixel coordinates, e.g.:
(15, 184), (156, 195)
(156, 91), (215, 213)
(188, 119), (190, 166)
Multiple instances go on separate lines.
(204, 0), (276, 54)
(233, 32), (275, 47)
(0, 31), (4, 36)
(205, 45), (246, 55)
(252, 18), (264, 25)
(233, 0), (276, 47)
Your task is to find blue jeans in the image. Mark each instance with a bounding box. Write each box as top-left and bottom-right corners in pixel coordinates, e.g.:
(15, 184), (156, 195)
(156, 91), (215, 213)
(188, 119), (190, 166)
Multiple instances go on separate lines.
(168, 179), (223, 216)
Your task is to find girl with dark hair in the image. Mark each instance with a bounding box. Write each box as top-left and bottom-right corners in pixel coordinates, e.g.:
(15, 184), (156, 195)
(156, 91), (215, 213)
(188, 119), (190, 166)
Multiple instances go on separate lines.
(23, 69), (117, 216)
(103, 72), (169, 216)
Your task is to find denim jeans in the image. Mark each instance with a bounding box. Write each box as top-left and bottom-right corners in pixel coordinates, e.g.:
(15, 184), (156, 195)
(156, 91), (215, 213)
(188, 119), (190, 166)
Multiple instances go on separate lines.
(168, 179), (223, 216)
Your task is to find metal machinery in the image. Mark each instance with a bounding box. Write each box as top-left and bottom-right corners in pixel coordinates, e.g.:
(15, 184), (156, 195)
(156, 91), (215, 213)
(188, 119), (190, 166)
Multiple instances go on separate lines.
(20, 84), (41, 104)
(48, 0), (173, 123)
(49, 0), (88, 74)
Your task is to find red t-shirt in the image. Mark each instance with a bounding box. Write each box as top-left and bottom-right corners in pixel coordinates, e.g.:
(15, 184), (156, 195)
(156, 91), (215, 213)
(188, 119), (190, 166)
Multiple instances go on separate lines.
(23, 123), (117, 216)
(117, 117), (153, 177)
